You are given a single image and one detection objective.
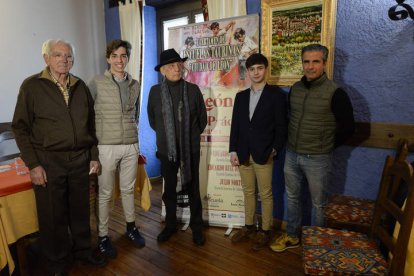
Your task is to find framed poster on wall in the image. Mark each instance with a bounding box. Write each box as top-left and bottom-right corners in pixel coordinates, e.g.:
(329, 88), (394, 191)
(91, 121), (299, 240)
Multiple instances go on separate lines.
(261, 0), (337, 86)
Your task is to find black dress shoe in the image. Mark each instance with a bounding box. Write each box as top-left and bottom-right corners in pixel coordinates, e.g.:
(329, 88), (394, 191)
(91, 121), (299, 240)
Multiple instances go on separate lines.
(157, 227), (177, 242)
(192, 230), (205, 246)
(76, 253), (107, 267)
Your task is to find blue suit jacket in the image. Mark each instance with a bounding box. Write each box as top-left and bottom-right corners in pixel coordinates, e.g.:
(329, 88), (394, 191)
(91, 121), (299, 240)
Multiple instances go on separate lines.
(229, 84), (288, 165)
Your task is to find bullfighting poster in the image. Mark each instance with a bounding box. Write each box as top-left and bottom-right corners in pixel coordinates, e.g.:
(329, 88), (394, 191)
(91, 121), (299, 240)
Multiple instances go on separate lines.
(164, 14), (260, 228)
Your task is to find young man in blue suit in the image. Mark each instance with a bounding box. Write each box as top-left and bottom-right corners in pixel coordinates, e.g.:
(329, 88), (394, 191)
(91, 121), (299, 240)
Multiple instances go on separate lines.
(229, 53), (288, 250)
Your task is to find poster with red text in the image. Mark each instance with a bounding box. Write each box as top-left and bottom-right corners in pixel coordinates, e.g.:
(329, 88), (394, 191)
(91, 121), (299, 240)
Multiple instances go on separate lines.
(164, 15), (260, 228)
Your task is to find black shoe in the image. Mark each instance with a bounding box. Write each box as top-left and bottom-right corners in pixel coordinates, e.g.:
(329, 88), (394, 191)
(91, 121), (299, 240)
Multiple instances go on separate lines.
(157, 227), (177, 242)
(126, 227), (146, 248)
(75, 253), (107, 267)
(192, 230), (205, 246)
(98, 236), (117, 258)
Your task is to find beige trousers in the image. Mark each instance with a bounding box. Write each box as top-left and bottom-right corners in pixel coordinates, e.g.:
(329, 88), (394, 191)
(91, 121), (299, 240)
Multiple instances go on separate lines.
(238, 155), (274, 231)
(97, 144), (138, 236)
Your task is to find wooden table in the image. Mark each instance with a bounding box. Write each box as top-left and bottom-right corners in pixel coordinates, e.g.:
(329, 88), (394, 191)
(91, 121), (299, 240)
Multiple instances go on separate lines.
(0, 164), (37, 275)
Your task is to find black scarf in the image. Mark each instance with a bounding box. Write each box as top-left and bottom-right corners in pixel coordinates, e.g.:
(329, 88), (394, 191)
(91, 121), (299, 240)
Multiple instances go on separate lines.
(160, 78), (192, 190)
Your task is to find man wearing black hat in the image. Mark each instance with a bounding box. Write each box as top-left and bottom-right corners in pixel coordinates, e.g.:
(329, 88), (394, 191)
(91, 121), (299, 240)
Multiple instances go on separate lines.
(147, 49), (207, 245)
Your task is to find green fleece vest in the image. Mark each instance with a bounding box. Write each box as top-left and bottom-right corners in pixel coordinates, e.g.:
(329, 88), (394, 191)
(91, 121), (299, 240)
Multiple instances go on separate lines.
(288, 74), (337, 154)
(93, 70), (140, 145)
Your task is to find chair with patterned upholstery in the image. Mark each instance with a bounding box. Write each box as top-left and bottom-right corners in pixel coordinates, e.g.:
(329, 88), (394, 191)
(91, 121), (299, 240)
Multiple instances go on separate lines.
(302, 158), (414, 275)
(324, 139), (409, 233)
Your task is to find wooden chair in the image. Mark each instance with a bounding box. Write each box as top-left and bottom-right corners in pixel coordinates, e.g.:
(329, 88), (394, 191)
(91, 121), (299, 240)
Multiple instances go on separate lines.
(0, 130), (20, 163)
(302, 158), (414, 275)
(324, 139), (409, 233)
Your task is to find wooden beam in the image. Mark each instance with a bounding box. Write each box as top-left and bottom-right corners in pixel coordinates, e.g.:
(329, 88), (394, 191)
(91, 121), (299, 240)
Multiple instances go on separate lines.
(0, 122), (12, 133)
(347, 122), (414, 151)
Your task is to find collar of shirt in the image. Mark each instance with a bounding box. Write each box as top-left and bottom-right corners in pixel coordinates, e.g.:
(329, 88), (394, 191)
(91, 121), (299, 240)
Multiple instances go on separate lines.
(40, 67), (78, 87)
(249, 86), (264, 120)
(250, 86), (264, 94)
(113, 72), (128, 82)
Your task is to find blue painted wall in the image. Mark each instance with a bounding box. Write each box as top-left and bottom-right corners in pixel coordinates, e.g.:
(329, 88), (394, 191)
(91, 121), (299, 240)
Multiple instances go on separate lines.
(330, 0), (414, 201)
(104, 1), (121, 43)
(140, 6), (160, 177)
(273, 0), (414, 223)
(247, 0), (260, 14)
(268, 0), (414, 222)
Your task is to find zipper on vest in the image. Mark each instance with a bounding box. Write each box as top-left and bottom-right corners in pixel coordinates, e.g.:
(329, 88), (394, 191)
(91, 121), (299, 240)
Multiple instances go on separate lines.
(115, 81), (125, 144)
(115, 82), (124, 113)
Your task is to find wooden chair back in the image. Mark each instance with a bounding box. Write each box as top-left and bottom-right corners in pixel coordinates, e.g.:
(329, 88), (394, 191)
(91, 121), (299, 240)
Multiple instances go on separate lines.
(371, 159), (414, 275)
(0, 130), (14, 143)
(0, 130), (20, 162)
(324, 139), (409, 233)
(395, 138), (409, 161)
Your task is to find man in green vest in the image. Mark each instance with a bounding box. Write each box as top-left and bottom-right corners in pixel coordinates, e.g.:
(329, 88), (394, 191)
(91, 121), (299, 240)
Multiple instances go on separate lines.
(271, 44), (355, 252)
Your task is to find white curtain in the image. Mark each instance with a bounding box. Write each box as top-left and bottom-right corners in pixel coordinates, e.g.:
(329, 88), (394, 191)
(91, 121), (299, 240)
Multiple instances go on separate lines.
(119, 0), (141, 82)
(207, 0), (246, 20)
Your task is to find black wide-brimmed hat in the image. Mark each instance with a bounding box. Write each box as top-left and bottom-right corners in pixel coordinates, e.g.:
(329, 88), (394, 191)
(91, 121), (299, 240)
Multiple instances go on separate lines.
(154, 48), (188, 71)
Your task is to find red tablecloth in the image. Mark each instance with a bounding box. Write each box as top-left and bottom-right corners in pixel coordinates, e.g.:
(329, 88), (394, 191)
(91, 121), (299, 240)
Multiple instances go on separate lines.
(0, 163), (37, 275)
(0, 165), (31, 196)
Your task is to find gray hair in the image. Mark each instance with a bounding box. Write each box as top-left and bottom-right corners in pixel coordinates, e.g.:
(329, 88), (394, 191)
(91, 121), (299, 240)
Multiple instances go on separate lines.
(41, 39), (75, 57)
(301, 44), (328, 62)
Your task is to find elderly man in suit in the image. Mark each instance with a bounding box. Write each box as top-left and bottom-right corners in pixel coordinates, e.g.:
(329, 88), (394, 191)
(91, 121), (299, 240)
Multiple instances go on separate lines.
(229, 53), (288, 250)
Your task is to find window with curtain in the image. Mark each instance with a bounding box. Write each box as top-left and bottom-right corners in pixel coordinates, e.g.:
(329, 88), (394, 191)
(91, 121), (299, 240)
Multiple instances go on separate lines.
(156, 0), (204, 53)
(162, 13), (204, 50)
(163, 17), (189, 50)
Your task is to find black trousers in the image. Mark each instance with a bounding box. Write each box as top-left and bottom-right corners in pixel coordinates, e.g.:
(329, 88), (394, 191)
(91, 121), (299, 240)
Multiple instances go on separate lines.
(159, 153), (203, 232)
(33, 150), (91, 273)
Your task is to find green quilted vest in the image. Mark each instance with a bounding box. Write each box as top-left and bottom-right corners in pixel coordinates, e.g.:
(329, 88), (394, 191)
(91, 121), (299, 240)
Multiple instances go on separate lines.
(93, 70), (140, 145)
(288, 74), (337, 154)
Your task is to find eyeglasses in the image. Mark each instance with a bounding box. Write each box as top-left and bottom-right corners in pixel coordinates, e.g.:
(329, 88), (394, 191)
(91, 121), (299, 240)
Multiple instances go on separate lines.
(51, 52), (74, 62)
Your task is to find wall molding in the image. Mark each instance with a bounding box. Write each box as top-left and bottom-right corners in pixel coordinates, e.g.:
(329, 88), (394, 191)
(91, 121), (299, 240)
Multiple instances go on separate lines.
(347, 122), (414, 151)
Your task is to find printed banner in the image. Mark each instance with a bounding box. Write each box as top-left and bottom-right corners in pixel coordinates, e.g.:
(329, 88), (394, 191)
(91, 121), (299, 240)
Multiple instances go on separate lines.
(162, 15), (260, 227)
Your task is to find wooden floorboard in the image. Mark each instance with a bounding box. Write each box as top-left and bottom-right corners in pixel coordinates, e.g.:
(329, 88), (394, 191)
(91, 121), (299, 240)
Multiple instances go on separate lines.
(25, 178), (304, 276)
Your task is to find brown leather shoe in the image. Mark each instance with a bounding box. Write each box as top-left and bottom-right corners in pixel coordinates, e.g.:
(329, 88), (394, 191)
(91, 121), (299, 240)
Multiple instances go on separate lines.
(251, 230), (271, 251)
(231, 226), (256, 243)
